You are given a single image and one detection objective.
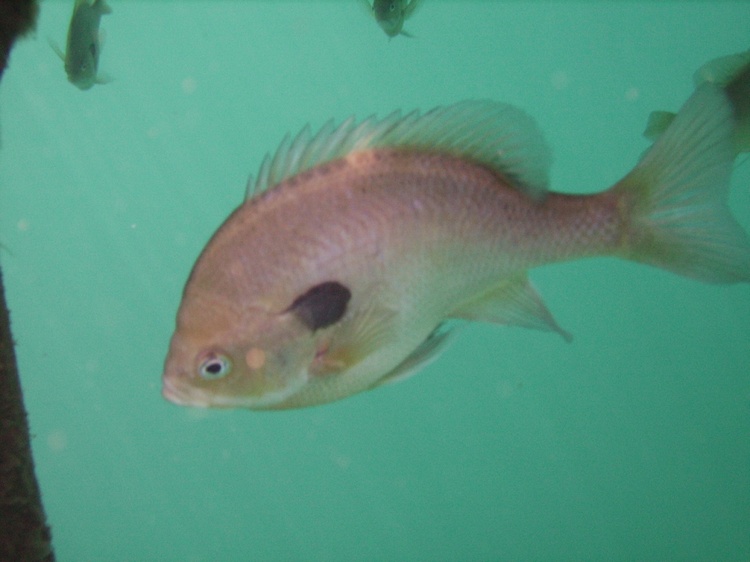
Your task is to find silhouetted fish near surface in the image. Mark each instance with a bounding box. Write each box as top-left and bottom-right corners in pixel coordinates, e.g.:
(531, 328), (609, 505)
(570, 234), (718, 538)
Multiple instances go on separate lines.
(51, 0), (111, 90)
(163, 87), (750, 411)
(644, 49), (750, 155)
(362, 0), (422, 38)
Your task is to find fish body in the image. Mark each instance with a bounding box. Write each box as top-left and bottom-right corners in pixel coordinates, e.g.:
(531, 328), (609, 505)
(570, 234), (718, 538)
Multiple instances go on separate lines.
(365, 0), (422, 38)
(644, 49), (750, 154)
(163, 89), (750, 411)
(53, 0), (111, 90)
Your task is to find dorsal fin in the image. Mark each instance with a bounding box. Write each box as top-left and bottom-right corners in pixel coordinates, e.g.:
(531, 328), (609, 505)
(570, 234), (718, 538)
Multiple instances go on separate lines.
(246, 100), (552, 200)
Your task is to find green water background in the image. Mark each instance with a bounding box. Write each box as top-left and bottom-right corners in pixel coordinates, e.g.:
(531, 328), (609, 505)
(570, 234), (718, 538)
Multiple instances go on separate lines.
(1, 2), (749, 560)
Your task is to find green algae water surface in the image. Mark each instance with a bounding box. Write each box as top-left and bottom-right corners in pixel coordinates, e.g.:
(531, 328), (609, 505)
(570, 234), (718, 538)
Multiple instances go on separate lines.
(1, 2), (749, 561)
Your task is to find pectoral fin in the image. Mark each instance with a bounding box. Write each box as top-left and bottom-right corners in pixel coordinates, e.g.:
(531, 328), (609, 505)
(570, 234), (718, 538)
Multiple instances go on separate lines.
(371, 324), (454, 388)
(95, 72), (113, 85)
(309, 300), (398, 377)
(405, 0), (423, 18)
(48, 38), (65, 62)
(359, 0), (373, 15)
(451, 273), (572, 342)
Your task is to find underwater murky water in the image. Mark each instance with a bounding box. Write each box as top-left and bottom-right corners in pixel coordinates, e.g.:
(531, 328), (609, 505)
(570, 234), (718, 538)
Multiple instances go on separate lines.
(1, 2), (749, 560)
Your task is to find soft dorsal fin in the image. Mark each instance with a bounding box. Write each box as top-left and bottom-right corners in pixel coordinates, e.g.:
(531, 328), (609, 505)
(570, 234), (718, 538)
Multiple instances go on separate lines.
(246, 100), (552, 200)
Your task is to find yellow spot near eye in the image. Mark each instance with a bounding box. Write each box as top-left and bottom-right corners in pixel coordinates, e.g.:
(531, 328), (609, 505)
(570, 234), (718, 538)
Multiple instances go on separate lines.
(245, 347), (266, 370)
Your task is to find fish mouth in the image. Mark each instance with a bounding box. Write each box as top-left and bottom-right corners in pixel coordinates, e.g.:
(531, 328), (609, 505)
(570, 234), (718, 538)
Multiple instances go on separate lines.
(162, 375), (211, 408)
(161, 366), (312, 410)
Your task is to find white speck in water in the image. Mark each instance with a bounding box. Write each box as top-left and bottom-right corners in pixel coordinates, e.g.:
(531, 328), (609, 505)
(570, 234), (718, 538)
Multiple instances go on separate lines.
(181, 77), (197, 94)
(333, 453), (352, 470)
(625, 87), (640, 101)
(17, 219), (29, 232)
(47, 429), (68, 452)
(496, 379), (523, 399)
(187, 408), (210, 421)
(551, 70), (571, 90)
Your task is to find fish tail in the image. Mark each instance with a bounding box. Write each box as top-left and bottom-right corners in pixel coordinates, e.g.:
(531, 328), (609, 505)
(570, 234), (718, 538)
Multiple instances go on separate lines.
(615, 83), (750, 283)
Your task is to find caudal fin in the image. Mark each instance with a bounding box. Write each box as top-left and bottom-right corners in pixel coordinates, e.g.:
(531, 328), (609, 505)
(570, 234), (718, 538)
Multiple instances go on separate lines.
(616, 83), (750, 284)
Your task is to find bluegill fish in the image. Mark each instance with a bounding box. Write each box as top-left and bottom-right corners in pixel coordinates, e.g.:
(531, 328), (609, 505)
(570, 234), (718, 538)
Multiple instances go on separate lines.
(163, 85), (750, 410)
(644, 49), (750, 154)
(51, 0), (111, 90)
(363, 0), (422, 38)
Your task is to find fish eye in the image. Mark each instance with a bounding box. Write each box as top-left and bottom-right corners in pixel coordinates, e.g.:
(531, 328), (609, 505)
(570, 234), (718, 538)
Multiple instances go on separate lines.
(389, 3), (396, 11)
(198, 352), (232, 380)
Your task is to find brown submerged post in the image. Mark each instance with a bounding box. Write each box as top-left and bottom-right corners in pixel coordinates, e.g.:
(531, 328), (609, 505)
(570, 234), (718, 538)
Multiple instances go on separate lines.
(0, 1), (56, 560)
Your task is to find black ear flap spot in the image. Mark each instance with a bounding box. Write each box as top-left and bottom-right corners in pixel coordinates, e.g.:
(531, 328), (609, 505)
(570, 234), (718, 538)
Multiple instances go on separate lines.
(287, 281), (352, 332)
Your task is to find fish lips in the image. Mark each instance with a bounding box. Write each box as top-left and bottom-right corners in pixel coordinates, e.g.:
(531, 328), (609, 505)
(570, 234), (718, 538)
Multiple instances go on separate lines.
(161, 362), (217, 408)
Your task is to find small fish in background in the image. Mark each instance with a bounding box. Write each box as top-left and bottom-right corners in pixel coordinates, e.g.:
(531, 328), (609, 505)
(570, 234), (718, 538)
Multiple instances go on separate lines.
(162, 83), (750, 411)
(50, 0), (112, 90)
(644, 49), (750, 155)
(362, 0), (422, 38)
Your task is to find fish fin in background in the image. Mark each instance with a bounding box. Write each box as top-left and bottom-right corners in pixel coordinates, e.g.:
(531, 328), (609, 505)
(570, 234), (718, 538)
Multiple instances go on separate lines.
(95, 27), (112, 84)
(75, 0), (112, 13)
(97, 0), (112, 15)
(396, 0), (424, 37)
(643, 110), (676, 143)
(246, 100), (552, 200)
(693, 49), (750, 87)
(618, 84), (750, 284)
(372, 324), (454, 388)
(48, 37), (65, 61)
(310, 299), (399, 377)
(701, 49), (750, 154)
(94, 71), (112, 85)
(644, 49), (750, 154)
(450, 272), (572, 342)
(404, 0), (423, 18)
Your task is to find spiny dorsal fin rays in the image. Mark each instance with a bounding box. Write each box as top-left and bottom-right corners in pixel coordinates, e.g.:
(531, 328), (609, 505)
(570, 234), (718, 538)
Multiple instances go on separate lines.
(268, 133), (292, 188)
(246, 100), (552, 200)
